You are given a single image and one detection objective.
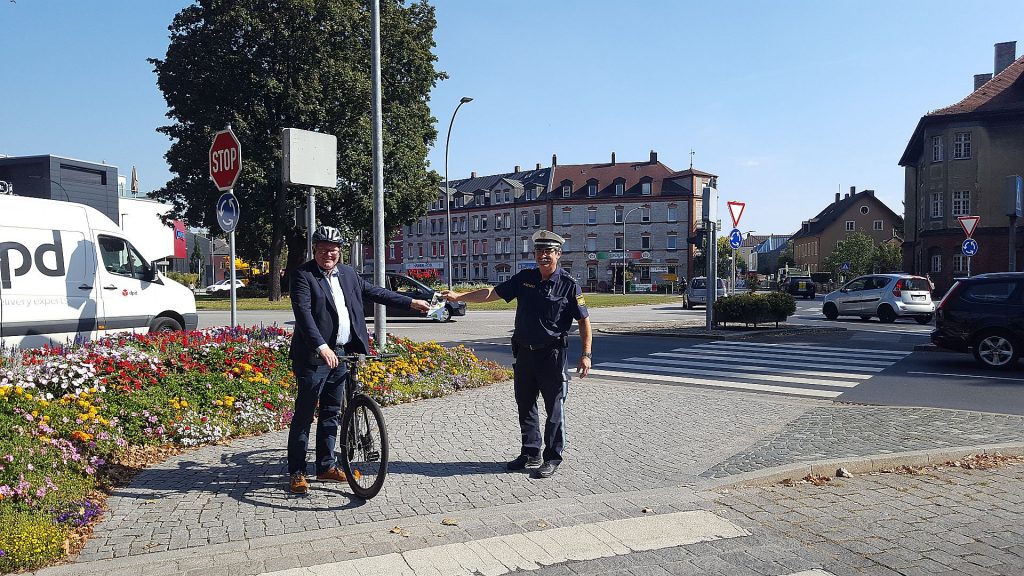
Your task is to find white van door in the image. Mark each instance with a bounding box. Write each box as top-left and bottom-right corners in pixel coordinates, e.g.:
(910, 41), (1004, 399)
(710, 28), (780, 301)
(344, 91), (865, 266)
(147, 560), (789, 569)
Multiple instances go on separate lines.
(0, 227), (103, 347)
(95, 234), (162, 335)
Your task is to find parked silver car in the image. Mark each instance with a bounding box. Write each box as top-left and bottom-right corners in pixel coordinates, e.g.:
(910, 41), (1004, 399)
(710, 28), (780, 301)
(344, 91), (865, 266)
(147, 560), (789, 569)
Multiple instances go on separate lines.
(686, 276), (727, 309)
(822, 274), (935, 324)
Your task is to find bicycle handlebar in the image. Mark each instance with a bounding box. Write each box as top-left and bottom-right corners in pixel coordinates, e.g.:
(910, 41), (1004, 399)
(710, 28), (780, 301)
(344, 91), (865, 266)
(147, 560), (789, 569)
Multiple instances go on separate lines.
(337, 353), (399, 363)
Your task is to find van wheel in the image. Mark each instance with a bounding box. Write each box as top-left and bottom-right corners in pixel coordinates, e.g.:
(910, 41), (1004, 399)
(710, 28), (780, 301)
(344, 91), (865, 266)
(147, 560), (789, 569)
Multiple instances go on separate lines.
(915, 314), (933, 325)
(823, 303), (839, 320)
(877, 306), (897, 323)
(150, 317), (183, 333)
(973, 331), (1019, 369)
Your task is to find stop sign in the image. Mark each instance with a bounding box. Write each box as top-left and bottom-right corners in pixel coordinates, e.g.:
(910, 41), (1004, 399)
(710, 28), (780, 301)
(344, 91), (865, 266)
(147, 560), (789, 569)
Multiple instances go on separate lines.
(209, 129), (242, 191)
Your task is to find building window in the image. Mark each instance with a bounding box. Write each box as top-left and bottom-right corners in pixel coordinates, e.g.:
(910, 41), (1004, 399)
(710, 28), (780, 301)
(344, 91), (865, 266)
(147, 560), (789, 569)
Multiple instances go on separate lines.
(932, 136), (943, 162)
(417, 221), (423, 235)
(614, 236), (624, 250)
(931, 253), (942, 273)
(641, 235), (651, 250)
(588, 265), (597, 280)
(641, 182), (652, 195)
(953, 131), (971, 159)
(930, 192), (943, 218)
(614, 207), (623, 224)
(481, 215), (488, 231)
(615, 182), (624, 196)
(953, 254), (967, 273)
(845, 220), (855, 231)
(522, 239), (529, 253)
(482, 240), (488, 254)
(952, 190), (970, 216)
(562, 209), (571, 225)
(521, 213), (529, 228)
(388, 243), (396, 260)
(562, 185), (571, 198)
(533, 212), (541, 226)
(431, 242), (437, 257)
(504, 213), (511, 229)
(586, 237), (597, 251)
(417, 243), (423, 257)
(641, 207), (650, 223)
(455, 196), (464, 208)
(860, 205), (869, 215)
(505, 191), (511, 202)
(587, 207), (597, 225)
(667, 236), (677, 250)
(526, 189), (535, 201)
(873, 220), (883, 230)
(667, 206), (677, 222)
(587, 183), (597, 197)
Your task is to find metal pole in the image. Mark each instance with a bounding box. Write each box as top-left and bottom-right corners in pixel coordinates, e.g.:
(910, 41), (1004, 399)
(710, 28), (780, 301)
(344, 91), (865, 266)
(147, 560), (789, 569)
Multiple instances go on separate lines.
(622, 215), (627, 295)
(1010, 216), (1018, 272)
(444, 97), (472, 291)
(968, 255), (971, 277)
(228, 217), (237, 328)
(306, 186), (315, 261)
(370, 0), (387, 347)
(706, 221), (717, 333)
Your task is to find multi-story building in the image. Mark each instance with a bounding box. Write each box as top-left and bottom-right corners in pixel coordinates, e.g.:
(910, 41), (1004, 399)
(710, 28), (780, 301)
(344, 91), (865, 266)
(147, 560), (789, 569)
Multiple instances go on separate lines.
(401, 151), (717, 291)
(900, 41), (1024, 294)
(790, 187), (903, 273)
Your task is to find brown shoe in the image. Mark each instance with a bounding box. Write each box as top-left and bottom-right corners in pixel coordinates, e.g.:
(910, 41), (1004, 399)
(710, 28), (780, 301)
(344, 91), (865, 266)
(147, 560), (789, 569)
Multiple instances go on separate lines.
(289, 472), (308, 494)
(316, 467), (347, 482)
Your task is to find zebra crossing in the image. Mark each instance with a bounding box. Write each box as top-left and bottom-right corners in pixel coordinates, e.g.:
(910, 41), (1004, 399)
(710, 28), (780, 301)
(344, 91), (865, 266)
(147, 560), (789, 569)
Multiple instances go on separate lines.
(589, 341), (910, 399)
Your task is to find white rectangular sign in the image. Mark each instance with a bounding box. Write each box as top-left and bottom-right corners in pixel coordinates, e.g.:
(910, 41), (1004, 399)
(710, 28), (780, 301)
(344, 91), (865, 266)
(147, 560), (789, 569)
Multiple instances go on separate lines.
(282, 128), (338, 188)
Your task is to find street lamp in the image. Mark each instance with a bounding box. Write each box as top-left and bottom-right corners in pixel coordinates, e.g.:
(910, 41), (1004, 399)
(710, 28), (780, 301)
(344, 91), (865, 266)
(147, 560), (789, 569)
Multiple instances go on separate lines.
(444, 96), (473, 290)
(622, 206), (643, 295)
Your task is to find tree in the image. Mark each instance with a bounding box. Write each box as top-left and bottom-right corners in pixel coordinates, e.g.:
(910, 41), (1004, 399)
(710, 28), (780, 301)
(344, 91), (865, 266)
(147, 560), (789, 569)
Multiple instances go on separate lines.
(775, 242), (795, 271)
(148, 0), (445, 299)
(189, 239), (203, 275)
(872, 242), (903, 273)
(823, 231), (875, 278)
(715, 236), (746, 279)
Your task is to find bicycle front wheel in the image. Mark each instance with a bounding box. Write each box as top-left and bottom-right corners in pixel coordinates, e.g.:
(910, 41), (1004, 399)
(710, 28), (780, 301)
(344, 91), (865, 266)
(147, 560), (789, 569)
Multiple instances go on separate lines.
(339, 393), (389, 499)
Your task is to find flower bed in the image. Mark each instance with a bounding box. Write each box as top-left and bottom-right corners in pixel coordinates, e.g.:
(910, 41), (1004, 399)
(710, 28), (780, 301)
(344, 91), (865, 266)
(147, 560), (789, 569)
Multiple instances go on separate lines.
(0, 328), (509, 573)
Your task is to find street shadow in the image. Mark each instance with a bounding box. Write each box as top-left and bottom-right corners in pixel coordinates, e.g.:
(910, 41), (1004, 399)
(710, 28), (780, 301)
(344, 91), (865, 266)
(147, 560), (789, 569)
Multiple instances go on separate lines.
(387, 460), (506, 477)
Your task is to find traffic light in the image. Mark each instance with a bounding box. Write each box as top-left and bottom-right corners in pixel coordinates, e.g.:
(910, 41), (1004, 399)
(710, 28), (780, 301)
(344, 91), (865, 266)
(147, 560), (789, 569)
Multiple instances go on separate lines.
(686, 230), (707, 249)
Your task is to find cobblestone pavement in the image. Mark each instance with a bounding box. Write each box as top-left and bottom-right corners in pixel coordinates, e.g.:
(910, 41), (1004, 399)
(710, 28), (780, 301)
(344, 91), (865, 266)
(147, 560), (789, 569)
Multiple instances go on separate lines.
(35, 376), (1024, 576)
(521, 460), (1024, 575)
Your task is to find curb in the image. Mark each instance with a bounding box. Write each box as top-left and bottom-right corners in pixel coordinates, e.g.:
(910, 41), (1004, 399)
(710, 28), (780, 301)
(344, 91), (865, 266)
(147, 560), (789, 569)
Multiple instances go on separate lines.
(708, 442), (1024, 490)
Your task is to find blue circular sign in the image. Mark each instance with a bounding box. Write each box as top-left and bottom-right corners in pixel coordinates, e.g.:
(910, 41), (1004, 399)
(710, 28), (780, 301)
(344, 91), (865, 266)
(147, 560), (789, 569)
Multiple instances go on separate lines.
(962, 238), (978, 256)
(216, 192), (241, 233)
(728, 228), (743, 249)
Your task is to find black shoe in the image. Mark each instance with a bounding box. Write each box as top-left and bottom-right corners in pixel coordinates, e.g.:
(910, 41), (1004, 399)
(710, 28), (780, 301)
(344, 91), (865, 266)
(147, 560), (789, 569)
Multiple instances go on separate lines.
(506, 454), (542, 471)
(534, 460), (560, 478)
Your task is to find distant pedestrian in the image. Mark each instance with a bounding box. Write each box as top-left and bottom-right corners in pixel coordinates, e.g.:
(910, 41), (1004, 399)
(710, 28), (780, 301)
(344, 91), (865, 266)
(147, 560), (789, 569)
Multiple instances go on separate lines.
(441, 229), (591, 479)
(287, 226), (430, 494)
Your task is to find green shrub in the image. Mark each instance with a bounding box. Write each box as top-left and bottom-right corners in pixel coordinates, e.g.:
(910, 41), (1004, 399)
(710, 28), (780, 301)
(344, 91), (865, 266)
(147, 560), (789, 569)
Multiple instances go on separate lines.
(713, 292), (795, 326)
(164, 271), (199, 287)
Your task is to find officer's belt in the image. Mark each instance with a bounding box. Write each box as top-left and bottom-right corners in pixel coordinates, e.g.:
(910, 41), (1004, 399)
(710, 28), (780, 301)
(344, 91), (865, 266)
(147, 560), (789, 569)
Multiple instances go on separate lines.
(516, 335), (567, 351)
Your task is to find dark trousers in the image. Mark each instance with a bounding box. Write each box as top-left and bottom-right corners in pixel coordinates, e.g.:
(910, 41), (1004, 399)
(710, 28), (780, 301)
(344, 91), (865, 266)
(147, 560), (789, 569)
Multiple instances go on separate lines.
(288, 359), (348, 475)
(513, 346), (569, 462)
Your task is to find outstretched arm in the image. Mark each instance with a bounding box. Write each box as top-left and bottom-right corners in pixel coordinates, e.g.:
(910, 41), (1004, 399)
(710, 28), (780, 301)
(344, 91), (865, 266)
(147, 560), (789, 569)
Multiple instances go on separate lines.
(440, 287), (502, 304)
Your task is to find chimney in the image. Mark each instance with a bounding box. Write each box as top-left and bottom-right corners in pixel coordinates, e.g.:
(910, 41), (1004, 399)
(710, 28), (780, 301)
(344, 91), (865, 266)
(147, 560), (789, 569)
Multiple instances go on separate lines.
(995, 41), (1017, 76)
(471, 171), (477, 178)
(865, 189), (875, 196)
(514, 165), (521, 173)
(552, 154), (557, 167)
(649, 150), (658, 164)
(611, 152), (616, 165)
(974, 73), (993, 90)
(835, 192), (841, 205)
(849, 185), (856, 196)
(536, 163), (541, 170)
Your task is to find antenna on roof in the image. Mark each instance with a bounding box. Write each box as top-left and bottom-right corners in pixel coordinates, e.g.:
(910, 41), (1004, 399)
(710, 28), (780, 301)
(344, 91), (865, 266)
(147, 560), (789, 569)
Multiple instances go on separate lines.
(689, 149), (695, 169)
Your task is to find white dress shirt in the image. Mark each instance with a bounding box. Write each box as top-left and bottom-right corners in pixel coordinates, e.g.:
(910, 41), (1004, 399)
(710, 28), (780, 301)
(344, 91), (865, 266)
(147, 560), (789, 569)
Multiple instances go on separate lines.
(317, 266), (351, 352)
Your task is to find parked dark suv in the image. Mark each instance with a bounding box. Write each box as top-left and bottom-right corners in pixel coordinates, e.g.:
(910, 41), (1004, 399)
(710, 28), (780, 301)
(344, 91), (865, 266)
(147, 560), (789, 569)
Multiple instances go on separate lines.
(358, 273), (467, 322)
(931, 272), (1024, 368)
(785, 276), (815, 299)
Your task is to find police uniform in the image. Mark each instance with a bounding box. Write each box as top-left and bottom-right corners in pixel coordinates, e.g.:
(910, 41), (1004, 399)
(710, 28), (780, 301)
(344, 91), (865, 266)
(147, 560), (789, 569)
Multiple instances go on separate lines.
(493, 230), (590, 466)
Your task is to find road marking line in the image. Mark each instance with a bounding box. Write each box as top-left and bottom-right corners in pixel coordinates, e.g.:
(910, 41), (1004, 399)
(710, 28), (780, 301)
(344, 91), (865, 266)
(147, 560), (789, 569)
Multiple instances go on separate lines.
(589, 368), (843, 398)
(651, 352), (880, 375)
(684, 347), (898, 366)
(908, 370), (1024, 382)
(262, 510), (749, 576)
(702, 341), (910, 356)
(783, 571), (838, 576)
(633, 355), (874, 379)
(596, 362), (861, 388)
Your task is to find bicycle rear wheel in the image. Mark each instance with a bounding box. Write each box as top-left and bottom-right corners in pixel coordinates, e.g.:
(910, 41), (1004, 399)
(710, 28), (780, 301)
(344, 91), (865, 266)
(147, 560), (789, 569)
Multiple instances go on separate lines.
(339, 393), (389, 499)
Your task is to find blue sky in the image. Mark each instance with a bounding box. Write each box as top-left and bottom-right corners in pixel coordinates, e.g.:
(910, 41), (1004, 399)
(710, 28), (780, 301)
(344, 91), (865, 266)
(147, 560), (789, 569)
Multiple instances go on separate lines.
(1, 1), (1021, 235)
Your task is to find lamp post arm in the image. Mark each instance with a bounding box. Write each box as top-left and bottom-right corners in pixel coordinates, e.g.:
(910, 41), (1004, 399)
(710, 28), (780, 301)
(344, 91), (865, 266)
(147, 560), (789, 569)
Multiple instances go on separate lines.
(444, 99), (469, 290)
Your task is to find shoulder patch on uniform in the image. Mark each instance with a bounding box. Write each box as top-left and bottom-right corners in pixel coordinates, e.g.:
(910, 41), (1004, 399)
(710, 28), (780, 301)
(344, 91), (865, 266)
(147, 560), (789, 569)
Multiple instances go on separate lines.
(576, 293), (586, 306)
(522, 282), (536, 288)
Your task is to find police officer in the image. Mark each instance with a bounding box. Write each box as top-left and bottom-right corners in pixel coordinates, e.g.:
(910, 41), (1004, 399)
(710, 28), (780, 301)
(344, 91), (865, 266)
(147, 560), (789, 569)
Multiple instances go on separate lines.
(441, 229), (591, 478)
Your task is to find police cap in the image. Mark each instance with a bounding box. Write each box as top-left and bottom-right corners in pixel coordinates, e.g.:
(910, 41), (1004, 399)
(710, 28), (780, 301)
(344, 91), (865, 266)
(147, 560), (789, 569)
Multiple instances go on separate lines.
(532, 229), (565, 250)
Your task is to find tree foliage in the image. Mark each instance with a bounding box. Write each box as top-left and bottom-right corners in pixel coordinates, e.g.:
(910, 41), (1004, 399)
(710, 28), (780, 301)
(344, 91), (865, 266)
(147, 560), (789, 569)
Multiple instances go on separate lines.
(872, 241), (903, 273)
(148, 0), (445, 298)
(823, 231), (875, 278)
(715, 236), (746, 280)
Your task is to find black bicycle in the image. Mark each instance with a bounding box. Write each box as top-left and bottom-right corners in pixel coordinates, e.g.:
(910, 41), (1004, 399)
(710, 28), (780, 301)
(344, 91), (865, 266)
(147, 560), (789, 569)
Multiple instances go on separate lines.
(337, 353), (393, 499)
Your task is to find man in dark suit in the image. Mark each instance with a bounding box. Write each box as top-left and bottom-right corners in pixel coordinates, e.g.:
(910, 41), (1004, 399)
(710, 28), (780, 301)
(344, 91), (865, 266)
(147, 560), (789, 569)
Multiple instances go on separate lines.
(288, 226), (430, 494)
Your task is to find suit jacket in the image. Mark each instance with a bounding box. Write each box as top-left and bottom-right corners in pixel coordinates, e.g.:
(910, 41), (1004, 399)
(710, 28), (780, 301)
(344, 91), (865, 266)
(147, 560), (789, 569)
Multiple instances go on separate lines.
(289, 260), (413, 364)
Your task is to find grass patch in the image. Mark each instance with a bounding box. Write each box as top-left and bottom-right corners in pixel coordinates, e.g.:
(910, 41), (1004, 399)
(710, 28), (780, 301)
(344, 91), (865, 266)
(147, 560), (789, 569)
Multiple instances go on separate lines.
(195, 294), (294, 311)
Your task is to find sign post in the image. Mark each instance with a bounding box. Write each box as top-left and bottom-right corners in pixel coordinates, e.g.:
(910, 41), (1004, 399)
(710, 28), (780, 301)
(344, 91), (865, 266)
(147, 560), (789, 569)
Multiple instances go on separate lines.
(958, 215), (980, 278)
(210, 126), (242, 327)
(727, 201), (745, 295)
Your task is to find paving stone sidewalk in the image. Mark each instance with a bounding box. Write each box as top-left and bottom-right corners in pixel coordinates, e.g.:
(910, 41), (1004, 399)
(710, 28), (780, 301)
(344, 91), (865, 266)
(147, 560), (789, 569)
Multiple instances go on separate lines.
(34, 378), (1024, 576)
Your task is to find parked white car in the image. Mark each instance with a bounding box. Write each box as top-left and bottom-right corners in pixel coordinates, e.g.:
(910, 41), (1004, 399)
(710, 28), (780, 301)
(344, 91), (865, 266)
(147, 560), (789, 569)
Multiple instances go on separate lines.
(205, 279), (245, 293)
(822, 274), (935, 323)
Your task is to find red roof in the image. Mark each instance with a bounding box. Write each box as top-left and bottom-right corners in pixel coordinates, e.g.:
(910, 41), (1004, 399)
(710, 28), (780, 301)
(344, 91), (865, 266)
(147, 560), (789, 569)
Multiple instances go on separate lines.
(928, 54), (1024, 116)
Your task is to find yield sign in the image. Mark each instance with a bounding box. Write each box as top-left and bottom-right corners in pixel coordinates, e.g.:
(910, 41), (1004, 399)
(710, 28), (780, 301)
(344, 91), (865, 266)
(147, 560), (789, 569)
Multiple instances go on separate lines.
(727, 201), (745, 229)
(957, 215), (980, 238)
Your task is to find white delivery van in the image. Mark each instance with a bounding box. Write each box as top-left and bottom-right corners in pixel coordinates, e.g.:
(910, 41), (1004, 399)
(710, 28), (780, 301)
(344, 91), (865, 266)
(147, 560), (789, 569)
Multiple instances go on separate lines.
(0, 195), (198, 349)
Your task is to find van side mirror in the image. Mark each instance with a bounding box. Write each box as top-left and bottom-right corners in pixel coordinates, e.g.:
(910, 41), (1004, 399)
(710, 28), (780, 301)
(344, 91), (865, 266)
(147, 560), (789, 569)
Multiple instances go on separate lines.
(143, 265), (158, 283)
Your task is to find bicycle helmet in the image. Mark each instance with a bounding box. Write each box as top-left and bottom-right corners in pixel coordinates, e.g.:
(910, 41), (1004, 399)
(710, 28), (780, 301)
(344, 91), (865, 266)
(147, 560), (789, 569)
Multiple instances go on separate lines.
(312, 225), (344, 245)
